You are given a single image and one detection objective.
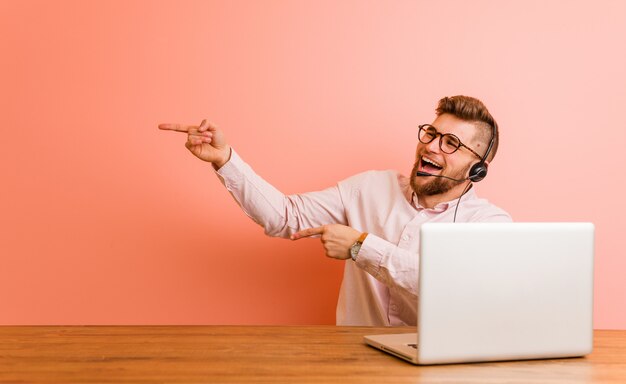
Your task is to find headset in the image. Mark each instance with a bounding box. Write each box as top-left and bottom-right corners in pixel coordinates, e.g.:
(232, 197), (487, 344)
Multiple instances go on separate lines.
(467, 120), (497, 182)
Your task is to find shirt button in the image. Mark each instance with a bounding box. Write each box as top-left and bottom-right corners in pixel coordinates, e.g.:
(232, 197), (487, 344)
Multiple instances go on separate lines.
(401, 235), (409, 241)
(391, 304), (398, 312)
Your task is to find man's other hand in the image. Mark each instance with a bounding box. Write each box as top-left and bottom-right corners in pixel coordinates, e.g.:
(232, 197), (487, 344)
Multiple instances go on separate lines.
(291, 224), (362, 260)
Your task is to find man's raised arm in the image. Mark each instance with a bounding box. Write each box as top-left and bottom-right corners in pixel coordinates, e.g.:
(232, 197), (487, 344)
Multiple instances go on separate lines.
(158, 120), (347, 238)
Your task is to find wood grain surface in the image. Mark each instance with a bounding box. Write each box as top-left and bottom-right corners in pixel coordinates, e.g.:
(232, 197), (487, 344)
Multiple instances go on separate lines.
(0, 326), (624, 383)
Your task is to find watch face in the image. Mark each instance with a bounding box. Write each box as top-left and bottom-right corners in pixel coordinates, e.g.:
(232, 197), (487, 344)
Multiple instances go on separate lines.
(350, 243), (361, 260)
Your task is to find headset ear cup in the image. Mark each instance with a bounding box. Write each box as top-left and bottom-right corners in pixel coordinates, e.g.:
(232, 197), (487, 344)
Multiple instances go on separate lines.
(469, 162), (488, 182)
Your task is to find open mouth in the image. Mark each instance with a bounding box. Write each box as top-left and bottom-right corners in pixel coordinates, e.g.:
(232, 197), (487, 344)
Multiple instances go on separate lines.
(420, 156), (444, 174)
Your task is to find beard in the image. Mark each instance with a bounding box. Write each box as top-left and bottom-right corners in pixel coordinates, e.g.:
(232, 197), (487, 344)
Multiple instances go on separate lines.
(410, 162), (471, 196)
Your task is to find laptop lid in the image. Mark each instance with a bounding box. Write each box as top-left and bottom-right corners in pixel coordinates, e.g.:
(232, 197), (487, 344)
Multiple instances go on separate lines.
(415, 222), (594, 364)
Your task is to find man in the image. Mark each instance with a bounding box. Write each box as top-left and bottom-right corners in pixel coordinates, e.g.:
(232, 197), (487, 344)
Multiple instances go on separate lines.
(159, 95), (511, 326)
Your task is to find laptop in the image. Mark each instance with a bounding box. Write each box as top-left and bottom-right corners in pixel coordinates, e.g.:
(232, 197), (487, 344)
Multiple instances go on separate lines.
(364, 222), (594, 365)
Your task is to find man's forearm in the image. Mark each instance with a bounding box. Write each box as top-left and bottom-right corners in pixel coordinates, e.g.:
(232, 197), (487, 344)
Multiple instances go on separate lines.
(215, 149), (348, 238)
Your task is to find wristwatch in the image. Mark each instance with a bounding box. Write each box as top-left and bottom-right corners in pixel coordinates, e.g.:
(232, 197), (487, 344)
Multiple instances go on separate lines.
(349, 232), (369, 261)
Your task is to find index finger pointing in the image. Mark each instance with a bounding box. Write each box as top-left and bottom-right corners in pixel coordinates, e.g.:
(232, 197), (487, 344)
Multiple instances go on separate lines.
(290, 226), (325, 240)
(158, 123), (197, 133)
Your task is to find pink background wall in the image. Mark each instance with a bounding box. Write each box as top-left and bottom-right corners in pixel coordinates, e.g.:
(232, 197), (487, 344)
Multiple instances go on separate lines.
(1, 0), (625, 328)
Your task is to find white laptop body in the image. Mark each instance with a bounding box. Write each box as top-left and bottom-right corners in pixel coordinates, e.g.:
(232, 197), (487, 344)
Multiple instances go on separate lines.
(364, 222), (594, 365)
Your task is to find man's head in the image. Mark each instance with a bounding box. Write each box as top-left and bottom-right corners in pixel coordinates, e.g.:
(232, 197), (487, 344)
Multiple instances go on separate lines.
(435, 96), (498, 163)
(410, 95), (499, 206)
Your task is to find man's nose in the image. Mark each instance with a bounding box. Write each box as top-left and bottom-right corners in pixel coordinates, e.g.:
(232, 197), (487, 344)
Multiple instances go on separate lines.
(425, 135), (442, 153)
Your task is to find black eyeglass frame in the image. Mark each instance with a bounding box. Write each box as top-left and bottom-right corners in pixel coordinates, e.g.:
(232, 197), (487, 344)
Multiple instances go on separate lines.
(418, 124), (482, 159)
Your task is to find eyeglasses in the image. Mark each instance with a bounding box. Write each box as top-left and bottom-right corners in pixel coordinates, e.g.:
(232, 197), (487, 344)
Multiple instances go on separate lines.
(418, 124), (482, 159)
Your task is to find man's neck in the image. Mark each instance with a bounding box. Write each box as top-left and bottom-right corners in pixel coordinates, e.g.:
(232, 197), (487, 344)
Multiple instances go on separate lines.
(416, 183), (472, 209)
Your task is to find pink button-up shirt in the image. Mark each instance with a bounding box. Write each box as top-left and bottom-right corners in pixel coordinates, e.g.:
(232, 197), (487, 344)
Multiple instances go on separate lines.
(217, 150), (512, 326)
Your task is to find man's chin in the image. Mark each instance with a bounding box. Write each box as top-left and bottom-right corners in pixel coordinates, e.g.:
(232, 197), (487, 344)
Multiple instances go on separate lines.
(410, 163), (469, 197)
(411, 175), (457, 196)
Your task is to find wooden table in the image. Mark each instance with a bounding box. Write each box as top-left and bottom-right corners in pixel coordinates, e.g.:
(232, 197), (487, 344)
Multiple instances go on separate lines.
(0, 326), (624, 383)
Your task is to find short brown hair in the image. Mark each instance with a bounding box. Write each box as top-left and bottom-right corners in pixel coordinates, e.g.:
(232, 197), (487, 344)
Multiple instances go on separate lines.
(435, 95), (499, 162)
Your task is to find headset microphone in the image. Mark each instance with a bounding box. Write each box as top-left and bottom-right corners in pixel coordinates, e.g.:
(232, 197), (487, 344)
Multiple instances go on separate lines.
(415, 171), (468, 182)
